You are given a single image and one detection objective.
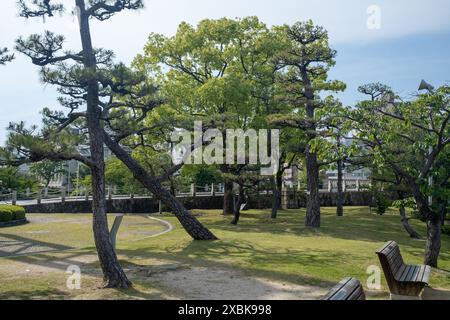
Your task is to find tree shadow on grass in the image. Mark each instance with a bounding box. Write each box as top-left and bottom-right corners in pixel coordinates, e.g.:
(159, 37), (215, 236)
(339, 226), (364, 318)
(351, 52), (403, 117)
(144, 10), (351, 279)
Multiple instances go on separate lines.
(119, 239), (359, 288)
(202, 209), (450, 263)
(0, 233), (73, 258)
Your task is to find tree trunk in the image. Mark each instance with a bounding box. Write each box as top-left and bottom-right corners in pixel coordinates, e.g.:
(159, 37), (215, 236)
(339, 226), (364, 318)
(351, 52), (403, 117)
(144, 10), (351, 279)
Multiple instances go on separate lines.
(399, 206), (421, 239)
(302, 69), (320, 228)
(407, 179), (441, 267)
(424, 215), (441, 268)
(271, 176), (280, 219)
(305, 149), (320, 227)
(223, 178), (234, 215)
(271, 172), (283, 219)
(336, 158), (344, 217)
(231, 185), (245, 225)
(102, 132), (217, 240)
(77, 0), (130, 288)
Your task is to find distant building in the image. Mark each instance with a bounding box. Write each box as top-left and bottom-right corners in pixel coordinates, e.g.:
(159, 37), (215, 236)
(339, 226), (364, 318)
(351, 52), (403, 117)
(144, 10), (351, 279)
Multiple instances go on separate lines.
(282, 165), (371, 192)
(323, 168), (371, 191)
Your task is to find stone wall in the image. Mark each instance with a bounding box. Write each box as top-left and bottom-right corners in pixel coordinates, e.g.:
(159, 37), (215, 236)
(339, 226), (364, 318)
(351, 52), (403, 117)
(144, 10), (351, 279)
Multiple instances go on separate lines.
(23, 191), (373, 214)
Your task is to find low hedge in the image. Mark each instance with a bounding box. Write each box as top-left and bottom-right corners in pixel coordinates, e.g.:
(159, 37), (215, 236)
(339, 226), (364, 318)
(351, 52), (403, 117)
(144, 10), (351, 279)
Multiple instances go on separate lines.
(0, 205), (26, 222)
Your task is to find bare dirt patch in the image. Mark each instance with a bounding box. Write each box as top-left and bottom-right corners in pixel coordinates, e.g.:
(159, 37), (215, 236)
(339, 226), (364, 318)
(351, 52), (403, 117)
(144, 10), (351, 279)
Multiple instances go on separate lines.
(141, 265), (326, 300)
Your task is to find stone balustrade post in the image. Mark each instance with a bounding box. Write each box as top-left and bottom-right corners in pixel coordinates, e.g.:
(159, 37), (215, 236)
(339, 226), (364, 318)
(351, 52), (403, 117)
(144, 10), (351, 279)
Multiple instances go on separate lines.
(61, 187), (66, 203)
(12, 191), (17, 205)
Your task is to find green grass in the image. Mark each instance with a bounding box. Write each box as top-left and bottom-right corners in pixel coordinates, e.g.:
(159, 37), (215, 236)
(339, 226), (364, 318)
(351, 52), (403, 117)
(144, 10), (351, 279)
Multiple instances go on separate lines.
(0, 207), (449, 299)
(120, 207), (450, 289)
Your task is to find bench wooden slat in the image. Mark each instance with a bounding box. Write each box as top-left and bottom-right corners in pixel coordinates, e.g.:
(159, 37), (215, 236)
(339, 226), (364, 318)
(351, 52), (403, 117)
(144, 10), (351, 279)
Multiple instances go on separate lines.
(389, 252), (403, 275)
(421, 265), (431, 284)
(395, 265), (408, 281)
(378, 241), (395, 255)
(347, 286), (365, 300)
(404, 265), (419, 282)
(322, 277), (365, 300)
(417, 265), (426, 282)
(408, 265), (421, 282)
(376, 241), (431, 297)
(322, 277), (352, 300)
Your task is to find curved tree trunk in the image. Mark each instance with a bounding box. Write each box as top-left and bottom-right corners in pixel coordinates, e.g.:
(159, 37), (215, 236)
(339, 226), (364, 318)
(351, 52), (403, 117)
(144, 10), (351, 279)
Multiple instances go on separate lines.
(336, 158), (344, 217)
(424, 216), (441, 268)
(102, 132), (217, 240)
(399, 206), (421, 239)
(223, 178), (235, 215)
(305, 149), (320, 227)
(77, 0), (130, 288)
(408, 181), (441, 267)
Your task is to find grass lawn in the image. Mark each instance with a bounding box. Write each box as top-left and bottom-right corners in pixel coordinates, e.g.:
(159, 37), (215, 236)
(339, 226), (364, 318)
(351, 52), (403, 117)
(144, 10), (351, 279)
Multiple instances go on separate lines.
(0, 207), (449, 300)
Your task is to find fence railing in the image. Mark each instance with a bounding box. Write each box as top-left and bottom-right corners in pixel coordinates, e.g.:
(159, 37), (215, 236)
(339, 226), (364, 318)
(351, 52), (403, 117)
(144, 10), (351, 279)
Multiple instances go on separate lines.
(1, 183), (225, 206)
(1, 180), (369, 206)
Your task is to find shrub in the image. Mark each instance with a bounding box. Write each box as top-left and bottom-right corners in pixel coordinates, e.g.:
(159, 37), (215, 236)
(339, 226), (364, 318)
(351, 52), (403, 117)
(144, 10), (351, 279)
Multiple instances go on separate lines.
(0, 205), (26, 221)
(9, 205), (26, 220)
(374, 194), (391, 215)
(0, 211), (13, 222)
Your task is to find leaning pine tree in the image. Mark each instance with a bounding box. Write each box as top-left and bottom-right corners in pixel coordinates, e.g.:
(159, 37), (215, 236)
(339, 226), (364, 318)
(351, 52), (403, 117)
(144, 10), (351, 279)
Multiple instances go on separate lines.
(9, 0), (216, 288)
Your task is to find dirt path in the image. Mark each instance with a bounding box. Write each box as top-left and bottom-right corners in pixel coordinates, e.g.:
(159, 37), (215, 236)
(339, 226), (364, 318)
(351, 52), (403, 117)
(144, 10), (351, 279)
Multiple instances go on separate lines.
(134, 264), (327, 300)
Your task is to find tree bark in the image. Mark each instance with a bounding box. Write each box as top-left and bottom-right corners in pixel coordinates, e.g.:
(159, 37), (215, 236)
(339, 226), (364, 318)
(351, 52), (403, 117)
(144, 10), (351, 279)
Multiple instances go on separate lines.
(271, 172), (283, 219)
(302, 68), (320, 228)
(271, 176), (280, 219)
(407, 179), (441, 267)
(102, 132), (217, 240)
(305, 148), (320, 227)
(223, 178), (234, 215)
(77, 0), (130, 288)
(424, 215), (441, 268)
(336, 158), (344, 217)
(399, 206), (421, 239)
(231, 185), (245, 225)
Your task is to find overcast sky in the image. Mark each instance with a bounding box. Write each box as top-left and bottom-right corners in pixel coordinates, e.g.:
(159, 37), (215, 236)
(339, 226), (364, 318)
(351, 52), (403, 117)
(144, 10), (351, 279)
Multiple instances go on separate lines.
(1, 0), (450, 144)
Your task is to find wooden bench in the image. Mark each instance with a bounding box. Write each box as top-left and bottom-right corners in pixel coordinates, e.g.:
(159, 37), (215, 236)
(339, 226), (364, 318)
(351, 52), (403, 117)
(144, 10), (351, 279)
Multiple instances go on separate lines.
(322, 277), (366, 300)
(376, 241), (431, 297)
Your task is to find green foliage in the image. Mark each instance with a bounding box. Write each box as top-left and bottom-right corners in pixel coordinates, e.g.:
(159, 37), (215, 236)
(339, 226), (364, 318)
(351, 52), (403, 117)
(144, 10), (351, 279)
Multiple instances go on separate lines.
(350, 83), (449, 221)
(30, 160), (64, 187)
(367, 185), (391, 215)
(105, 157), (140, 192)
(181, 165), (221, 186)
(0, 211), (13, 222)
(392, 197), (417, 210)
(0, 205), (26, 221)
(375, 195), (391, 215)
(0, 166), (37, 192)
